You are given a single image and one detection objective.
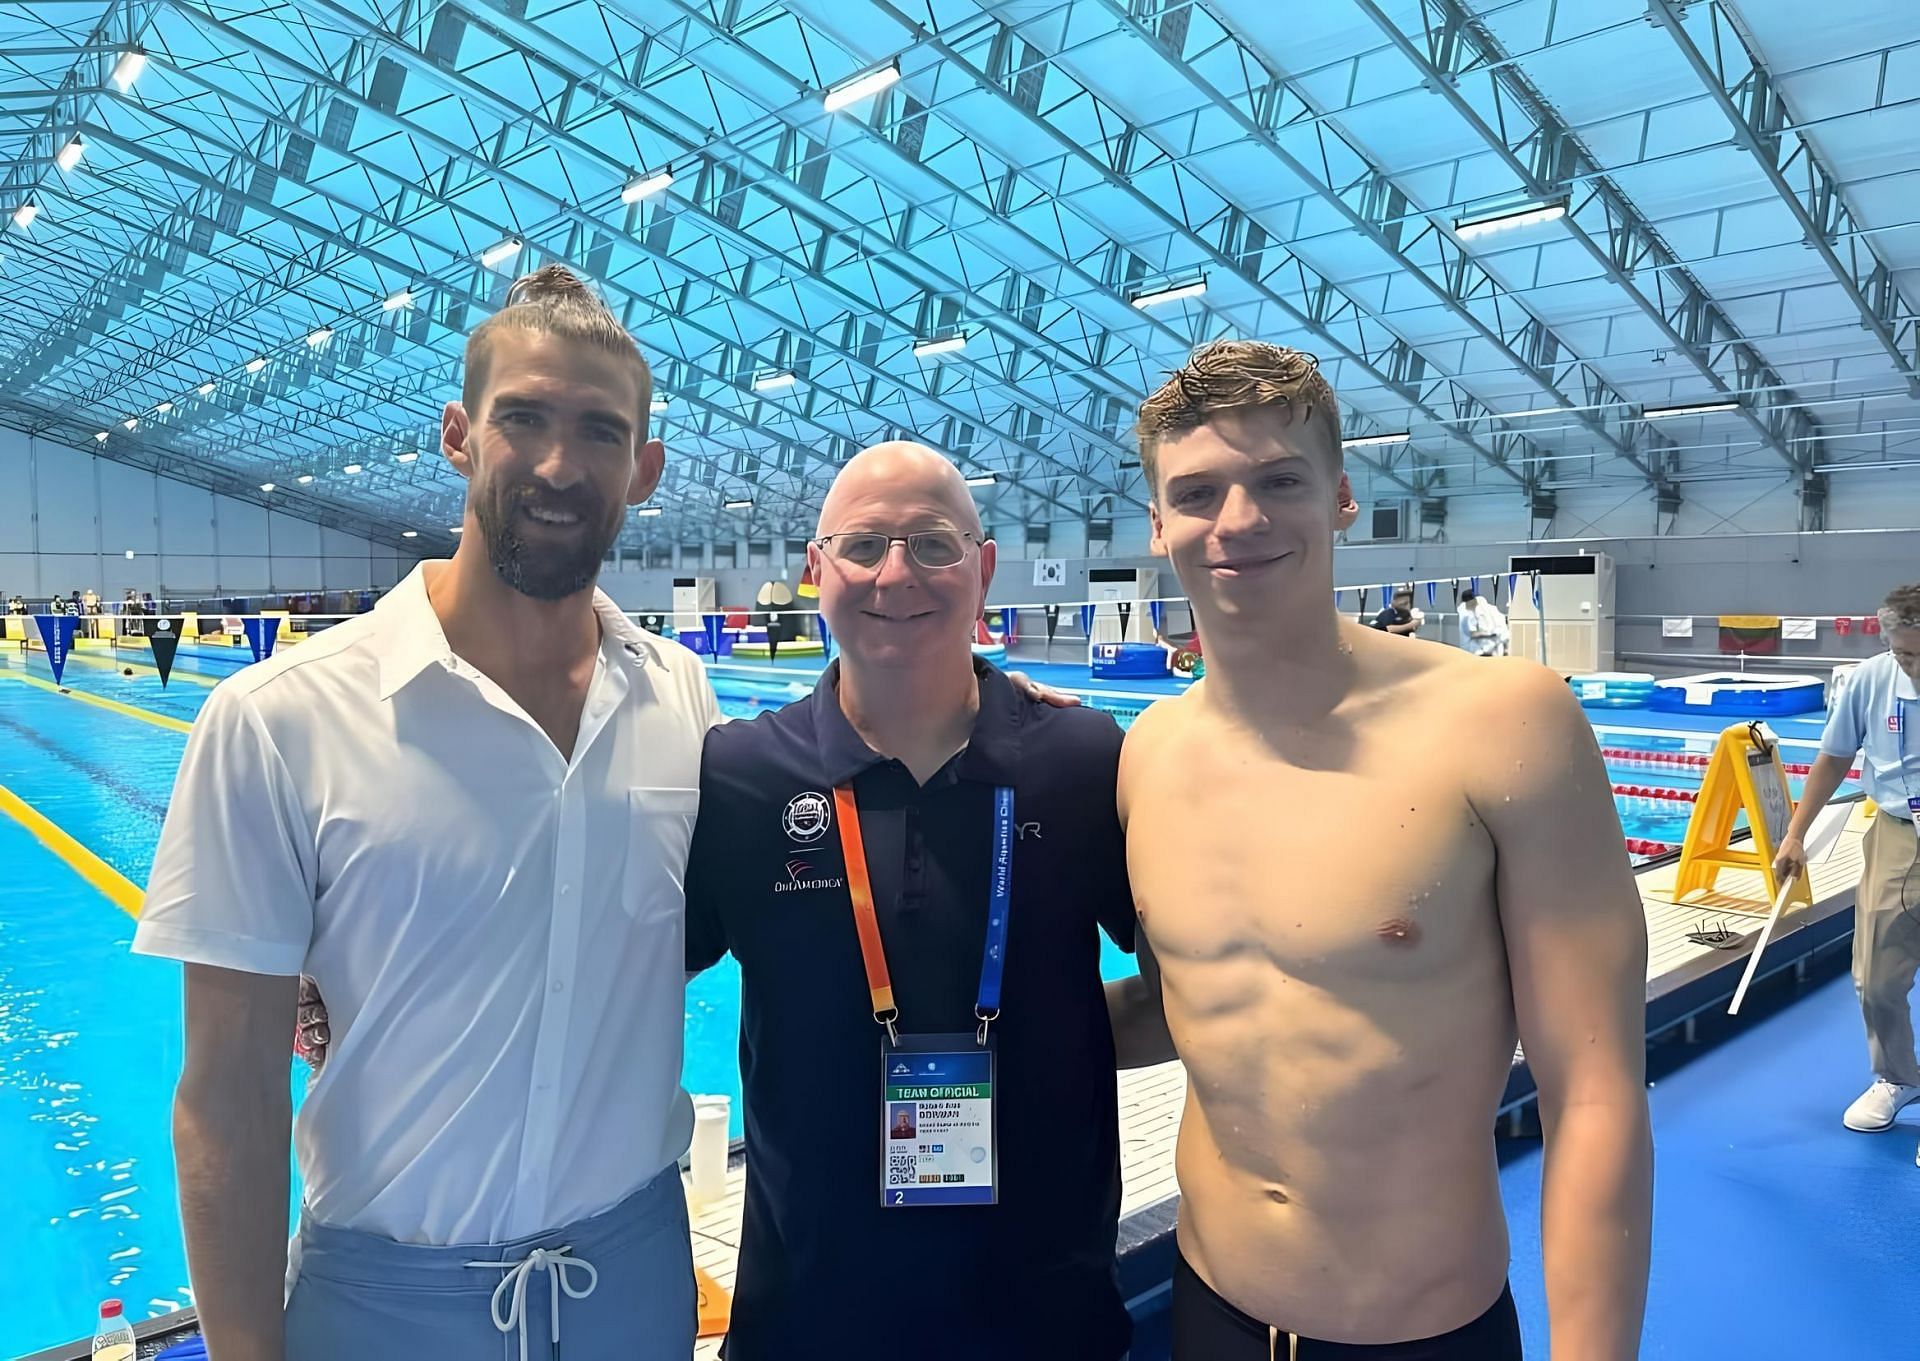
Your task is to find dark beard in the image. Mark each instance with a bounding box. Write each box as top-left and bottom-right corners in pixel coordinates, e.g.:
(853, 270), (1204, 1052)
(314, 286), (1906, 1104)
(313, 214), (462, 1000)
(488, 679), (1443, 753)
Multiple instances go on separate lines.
(474, 479), (621, 601)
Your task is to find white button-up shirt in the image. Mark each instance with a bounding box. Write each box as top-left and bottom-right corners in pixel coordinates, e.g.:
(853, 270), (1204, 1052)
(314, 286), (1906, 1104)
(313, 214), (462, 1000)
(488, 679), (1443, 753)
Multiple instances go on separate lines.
(134, 564), (719, 1244)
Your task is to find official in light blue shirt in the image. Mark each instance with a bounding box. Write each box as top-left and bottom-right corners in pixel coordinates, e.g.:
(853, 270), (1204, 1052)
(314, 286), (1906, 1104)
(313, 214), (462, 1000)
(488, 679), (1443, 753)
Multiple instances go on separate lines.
(1819, 649), (1920, 812)
(1779, 583), (1920, 1139)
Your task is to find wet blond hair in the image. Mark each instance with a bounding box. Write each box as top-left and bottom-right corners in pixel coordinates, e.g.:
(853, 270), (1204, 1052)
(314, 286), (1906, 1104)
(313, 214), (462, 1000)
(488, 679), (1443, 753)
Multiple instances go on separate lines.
(462, 264), (653, 423)
(1136, 339), (1341, 494)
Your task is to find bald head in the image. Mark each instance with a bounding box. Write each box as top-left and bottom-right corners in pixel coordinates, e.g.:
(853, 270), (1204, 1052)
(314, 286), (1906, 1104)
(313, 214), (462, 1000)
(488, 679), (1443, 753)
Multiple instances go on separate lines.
(808, 439), (996, 676)
(818, 441), (984, 539)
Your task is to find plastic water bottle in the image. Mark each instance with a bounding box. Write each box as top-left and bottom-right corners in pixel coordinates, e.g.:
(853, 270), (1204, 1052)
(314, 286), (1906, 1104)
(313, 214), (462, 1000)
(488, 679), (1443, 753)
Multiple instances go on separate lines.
(91, 1299), (135, 1361)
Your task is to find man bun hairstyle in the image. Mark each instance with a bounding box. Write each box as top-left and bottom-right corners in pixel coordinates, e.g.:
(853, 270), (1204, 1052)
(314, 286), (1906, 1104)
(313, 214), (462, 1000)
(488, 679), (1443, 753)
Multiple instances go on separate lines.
(462, 264), (653, 421)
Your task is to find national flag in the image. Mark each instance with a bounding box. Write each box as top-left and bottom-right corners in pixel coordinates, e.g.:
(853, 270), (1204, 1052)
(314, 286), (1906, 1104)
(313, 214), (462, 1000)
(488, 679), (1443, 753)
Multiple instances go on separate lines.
(1718, 615), (1781, 655)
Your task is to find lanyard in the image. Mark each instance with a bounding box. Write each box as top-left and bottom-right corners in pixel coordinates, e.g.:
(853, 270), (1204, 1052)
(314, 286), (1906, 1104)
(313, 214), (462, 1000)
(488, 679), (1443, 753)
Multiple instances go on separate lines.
(1896, 693), (1916, 807)
(833, 783), (1016, 1046)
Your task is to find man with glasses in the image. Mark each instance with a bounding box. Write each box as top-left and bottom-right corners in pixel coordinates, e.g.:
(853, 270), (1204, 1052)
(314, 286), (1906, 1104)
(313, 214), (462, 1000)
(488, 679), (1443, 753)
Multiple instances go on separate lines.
(684, 441), (1139, 1359)
(1775, 581), (1920, 1147)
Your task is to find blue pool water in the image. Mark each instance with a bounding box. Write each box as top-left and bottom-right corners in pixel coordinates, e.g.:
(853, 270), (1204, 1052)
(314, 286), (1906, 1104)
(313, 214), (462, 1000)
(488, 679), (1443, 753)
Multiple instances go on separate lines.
(0, 639), (1847, 1356)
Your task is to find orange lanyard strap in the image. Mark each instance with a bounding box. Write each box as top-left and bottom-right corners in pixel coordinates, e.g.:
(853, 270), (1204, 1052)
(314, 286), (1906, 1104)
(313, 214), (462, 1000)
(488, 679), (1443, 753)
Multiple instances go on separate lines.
(834, 785), (898, 1036)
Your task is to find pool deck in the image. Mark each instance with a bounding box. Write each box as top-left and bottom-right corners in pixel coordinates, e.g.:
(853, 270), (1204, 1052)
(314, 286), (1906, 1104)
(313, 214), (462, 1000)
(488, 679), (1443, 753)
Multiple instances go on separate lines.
(28, 801), (1869, 1361)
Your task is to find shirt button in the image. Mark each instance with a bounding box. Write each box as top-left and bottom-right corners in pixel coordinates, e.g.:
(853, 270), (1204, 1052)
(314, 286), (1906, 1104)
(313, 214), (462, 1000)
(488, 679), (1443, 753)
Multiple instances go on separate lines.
(551, 980), (566, 994)
(560, 884), (571, 896)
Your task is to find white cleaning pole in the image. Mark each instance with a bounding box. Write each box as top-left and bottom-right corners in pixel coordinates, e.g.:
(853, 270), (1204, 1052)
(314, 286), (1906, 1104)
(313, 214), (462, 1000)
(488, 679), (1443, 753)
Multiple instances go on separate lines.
(1728, 801), (1853, 1016)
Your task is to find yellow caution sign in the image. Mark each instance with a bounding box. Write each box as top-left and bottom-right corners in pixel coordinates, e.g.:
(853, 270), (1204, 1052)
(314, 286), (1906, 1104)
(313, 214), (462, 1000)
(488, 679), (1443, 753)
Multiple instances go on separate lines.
(696, 1264), (732, 1338)
(1673, 723), (1809, 915)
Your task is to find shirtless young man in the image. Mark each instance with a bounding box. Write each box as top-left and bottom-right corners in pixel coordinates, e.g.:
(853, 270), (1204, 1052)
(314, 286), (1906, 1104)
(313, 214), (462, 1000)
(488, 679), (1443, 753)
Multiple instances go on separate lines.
(1109, 341), (1652, 1359)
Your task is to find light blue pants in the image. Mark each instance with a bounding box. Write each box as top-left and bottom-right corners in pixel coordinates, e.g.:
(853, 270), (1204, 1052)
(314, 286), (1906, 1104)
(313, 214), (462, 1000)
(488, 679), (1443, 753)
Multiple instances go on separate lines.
(285, 1166), (695, 1361)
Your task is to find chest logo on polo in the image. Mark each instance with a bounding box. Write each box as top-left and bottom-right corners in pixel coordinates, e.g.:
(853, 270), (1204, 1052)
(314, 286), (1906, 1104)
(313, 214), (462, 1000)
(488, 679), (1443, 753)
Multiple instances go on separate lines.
(782, 790), (832, 844)
(775, 859), (846, 894)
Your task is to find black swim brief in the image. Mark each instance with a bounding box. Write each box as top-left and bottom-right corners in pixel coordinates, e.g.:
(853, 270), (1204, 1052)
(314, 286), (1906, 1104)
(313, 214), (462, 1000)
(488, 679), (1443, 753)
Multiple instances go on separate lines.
(1171, 1252), (1523, 1359)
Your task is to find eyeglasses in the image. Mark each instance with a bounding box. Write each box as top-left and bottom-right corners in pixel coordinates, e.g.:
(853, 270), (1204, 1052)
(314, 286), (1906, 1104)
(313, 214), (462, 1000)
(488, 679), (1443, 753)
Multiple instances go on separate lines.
(813, 530), (977, 571)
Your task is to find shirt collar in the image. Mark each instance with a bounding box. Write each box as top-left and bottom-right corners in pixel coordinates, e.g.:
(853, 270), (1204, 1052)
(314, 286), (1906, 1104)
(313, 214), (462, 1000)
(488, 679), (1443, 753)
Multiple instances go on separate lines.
(373, 565), (451, 701)
(374, 562), (652, 701)
(809, 656), (1025, 788)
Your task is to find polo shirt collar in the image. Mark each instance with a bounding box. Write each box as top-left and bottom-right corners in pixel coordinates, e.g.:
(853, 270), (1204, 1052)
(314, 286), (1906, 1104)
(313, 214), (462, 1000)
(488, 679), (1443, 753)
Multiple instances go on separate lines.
(809, 656), (1025, 788)
(374, 562), (650, 701)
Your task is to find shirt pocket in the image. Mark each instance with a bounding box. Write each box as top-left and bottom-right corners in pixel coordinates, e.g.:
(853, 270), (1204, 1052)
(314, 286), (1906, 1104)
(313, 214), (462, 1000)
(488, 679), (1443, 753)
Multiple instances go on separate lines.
(626, 787), (700, 922)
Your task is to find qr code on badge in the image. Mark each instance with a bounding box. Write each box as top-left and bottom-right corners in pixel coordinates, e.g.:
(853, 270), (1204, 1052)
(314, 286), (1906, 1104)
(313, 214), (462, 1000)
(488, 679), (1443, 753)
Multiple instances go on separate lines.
(887, 1153), (916, 1187)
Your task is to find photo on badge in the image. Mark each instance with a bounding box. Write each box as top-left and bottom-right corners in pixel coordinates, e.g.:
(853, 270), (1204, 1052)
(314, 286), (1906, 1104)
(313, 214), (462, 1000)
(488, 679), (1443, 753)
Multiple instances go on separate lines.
(888, 1102), (918, 1140)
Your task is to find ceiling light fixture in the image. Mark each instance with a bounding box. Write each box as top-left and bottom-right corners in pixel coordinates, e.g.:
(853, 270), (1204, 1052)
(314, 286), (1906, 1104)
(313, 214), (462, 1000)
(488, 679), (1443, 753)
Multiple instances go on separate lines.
(1643, 400), (1739, 419)
(1811, 460), (1920, 474)
(1130, 277), (1207, 309)
(913, 334), (968, 359)
(395, 451), (418, 463)
(155, 401), (172, 414)
(296, 473), (314, 484)
(1453, 198), (1568, 241)
(94, 430), (109, 442)
(1343, 432), (1411, 447)
(198, 381), (216, 395)
(306, 326), (333, 348)
(636, 506), (663, 517)
(480, 236), (523, 268)
(621, 169), (674, 203)
(259, 482), (275, 492)
(246, 356), (268, 373)
(752, 371), (796, 392)
(401, 530), (418, 538)
(56, 136), (85, 172)
(723, 498), (754, 510)
(382, 288), (413, 311)
(964, 473), (998, 487)
(342, 463), (363, 474)
(824, 60), (901, 113)
(10, 200), (39, 230)
(110, 49), (147, 92)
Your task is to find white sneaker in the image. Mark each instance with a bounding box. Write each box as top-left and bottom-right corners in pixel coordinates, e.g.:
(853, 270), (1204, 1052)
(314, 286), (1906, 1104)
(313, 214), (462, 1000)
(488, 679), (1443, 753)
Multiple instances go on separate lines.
(1842, 1079), (1920, 1132)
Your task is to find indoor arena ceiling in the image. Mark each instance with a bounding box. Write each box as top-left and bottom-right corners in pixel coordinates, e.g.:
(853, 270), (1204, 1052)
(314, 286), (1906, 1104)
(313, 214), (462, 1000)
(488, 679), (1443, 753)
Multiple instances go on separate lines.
(0, 0), (1915, 553)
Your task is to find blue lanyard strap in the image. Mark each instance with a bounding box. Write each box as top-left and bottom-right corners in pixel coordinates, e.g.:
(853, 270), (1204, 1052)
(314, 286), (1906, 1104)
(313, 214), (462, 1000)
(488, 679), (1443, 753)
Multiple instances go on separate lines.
(976, 786), (1016, 1043)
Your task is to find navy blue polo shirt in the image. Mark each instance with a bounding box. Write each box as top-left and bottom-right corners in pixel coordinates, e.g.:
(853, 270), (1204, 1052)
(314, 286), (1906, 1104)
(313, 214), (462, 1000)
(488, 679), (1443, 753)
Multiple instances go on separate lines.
(686, 660), (1136, 1361)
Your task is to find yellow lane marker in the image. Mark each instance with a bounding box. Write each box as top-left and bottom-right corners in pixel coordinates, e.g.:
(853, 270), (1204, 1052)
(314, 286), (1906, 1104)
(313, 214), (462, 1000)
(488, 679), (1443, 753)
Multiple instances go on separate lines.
(0, 671), (194, 733)
(0, 782), (144, 917)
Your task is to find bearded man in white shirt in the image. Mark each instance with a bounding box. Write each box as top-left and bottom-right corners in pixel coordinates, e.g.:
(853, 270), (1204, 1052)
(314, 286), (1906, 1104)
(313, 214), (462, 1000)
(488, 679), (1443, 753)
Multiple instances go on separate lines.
(135, 266), (717, 1361)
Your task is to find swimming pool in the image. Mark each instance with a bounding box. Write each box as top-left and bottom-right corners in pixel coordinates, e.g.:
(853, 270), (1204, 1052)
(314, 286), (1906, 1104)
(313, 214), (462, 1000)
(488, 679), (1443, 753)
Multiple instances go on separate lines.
(0, 643), (1849, 1356)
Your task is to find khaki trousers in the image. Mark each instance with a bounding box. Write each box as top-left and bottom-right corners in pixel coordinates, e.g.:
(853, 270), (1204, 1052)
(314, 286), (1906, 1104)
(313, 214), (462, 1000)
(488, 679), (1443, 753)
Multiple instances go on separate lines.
(1856, 811), (1920, 1087)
